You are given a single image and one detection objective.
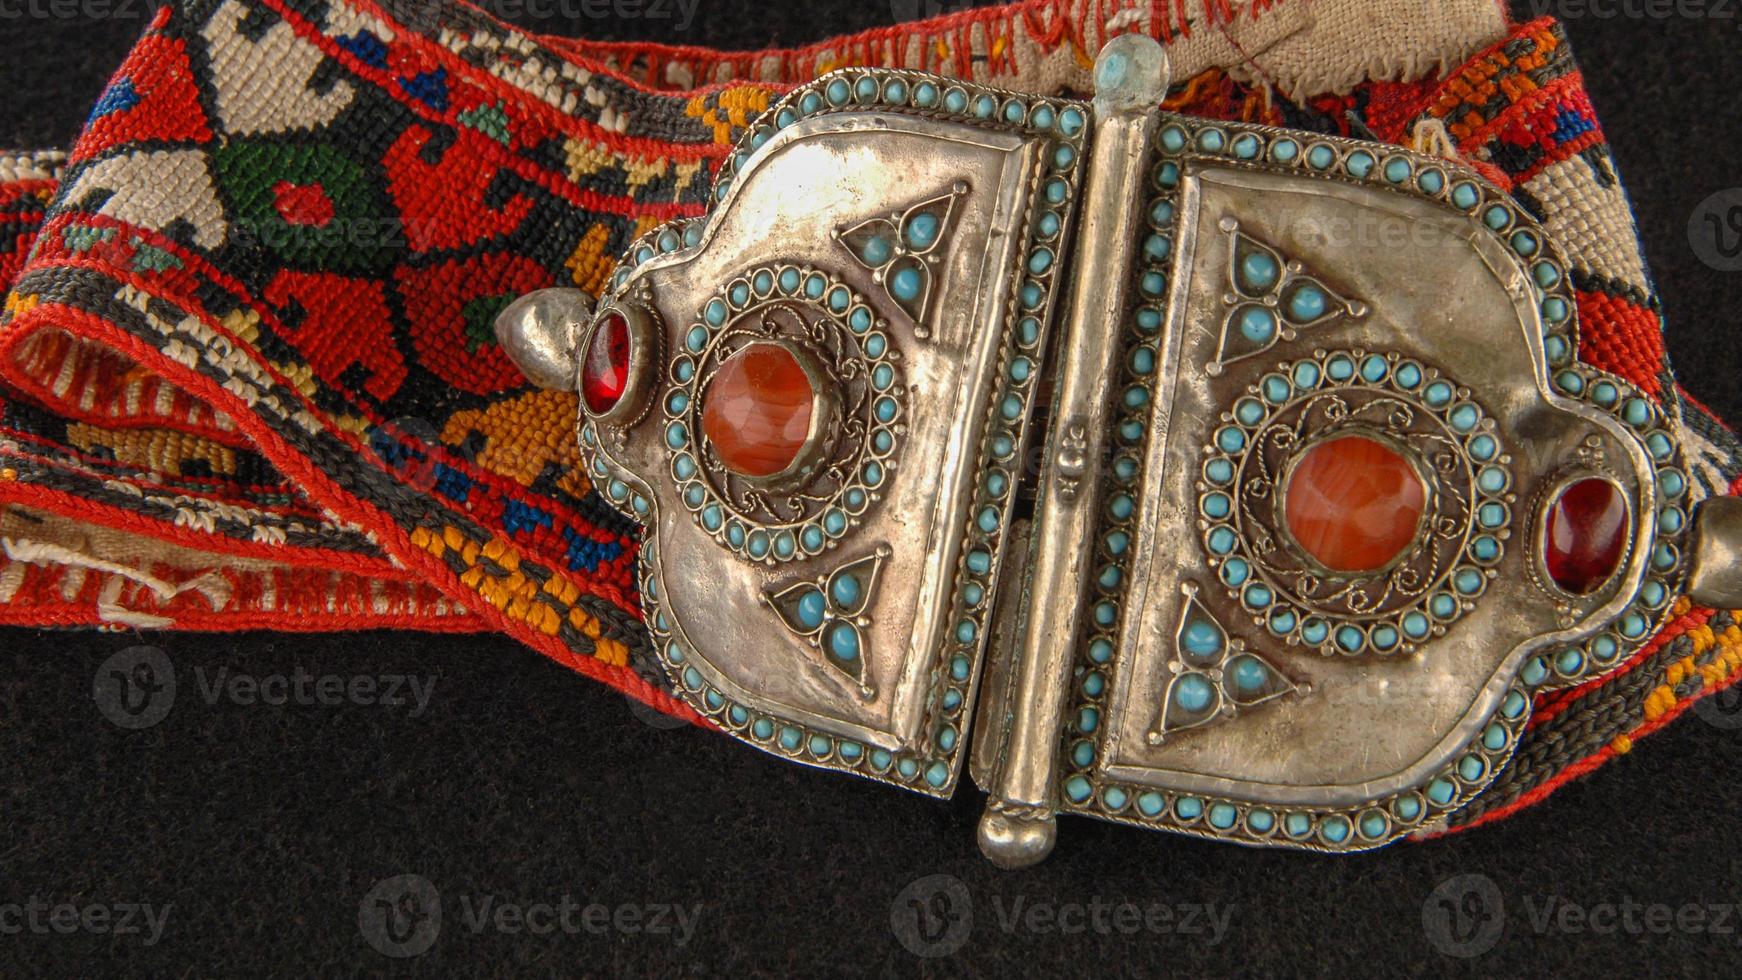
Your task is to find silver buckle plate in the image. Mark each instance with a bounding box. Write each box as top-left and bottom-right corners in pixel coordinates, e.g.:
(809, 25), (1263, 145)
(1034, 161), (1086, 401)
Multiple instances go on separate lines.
(497, 37), (1730, 866)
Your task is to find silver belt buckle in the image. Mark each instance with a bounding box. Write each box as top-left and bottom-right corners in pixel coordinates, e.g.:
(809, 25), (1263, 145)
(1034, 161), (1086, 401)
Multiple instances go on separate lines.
(498, 37), (1740, 866)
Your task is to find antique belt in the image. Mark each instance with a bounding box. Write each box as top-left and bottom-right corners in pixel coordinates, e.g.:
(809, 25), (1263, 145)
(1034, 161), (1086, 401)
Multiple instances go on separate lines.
(497, 36), (1742, 866)
(0, 0), (1733, 870)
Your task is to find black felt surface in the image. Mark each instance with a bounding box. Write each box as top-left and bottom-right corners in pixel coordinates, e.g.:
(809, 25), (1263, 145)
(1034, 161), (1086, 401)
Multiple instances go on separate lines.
(3, 2), (1742, 975)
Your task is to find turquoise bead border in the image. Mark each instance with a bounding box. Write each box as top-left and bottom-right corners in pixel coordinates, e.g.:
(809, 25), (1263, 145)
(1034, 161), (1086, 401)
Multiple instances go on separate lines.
(657, 265), (905, 567)
(1197, 349), (1515, 657)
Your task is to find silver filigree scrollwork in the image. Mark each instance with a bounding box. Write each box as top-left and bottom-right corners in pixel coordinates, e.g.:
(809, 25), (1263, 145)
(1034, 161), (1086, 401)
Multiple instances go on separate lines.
(1148, 583), (1297, 744)
(1198, 349), (1516, 656)
(663, 265), (906, 565)
(1209, 219), (1368, 375)
(764, 548), (889, 699)
(835, 182), (969, 336)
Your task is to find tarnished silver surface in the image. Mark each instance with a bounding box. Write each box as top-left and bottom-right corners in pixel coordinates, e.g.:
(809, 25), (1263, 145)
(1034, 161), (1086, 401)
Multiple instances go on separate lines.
(1688, 496), (1742, 608)
(493, 288), (593, 391)
(1101, 166), (1650, 802)
(497, 35), (1715, 863)
(977, 34), (1170, 870)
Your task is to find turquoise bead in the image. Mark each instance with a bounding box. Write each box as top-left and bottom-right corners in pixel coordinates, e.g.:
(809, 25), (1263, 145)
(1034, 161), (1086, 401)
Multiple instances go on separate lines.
(890, 267), (923, 302)
(1229, 655), (1268, 694)
(796, 589), (827, 629)
(1287, 285), (1327, 322)
(1239, 307), (1277, 344)
(1173, 674), (1214, 713)
(831, 573), (862, 608)
(827, 622), (860, 662)
(1241, 252), (1280, 291)
(860, 235), (892, 266)
(905, 212), (941, 249)
(1182, 620), (1222, 658)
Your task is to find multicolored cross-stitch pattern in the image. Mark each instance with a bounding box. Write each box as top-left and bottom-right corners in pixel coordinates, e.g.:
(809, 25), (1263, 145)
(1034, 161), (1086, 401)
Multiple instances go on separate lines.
(0, 0), (1738, 831)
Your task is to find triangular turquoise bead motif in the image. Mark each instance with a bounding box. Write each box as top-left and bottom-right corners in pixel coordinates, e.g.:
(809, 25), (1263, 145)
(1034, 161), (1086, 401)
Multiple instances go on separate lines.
(835, 183), (968, 336)
(764, 548), (889, 699)
(1209, 219), (1368, 374)
(1148, 583), (1297, 744)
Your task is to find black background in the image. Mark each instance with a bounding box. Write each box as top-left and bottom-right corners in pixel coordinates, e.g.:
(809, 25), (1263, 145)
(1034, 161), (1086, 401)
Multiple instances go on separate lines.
(3, 1), (1742, 975)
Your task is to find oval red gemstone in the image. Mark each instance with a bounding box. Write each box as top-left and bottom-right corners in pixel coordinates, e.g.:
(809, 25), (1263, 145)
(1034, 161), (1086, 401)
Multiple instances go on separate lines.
(580, 312), (631, 415)
(702, 344), (815, 478)
(1283, 435), (1428, 574)
(1543, 477), (1629, 594)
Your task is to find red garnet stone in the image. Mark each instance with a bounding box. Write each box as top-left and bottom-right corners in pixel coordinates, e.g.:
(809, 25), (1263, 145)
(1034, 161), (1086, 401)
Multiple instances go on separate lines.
(1543, 477), (1628, 594)
(1283, 435), (1428, 574)
(702, 344), (816, 478)
(580, 312), (631, 415)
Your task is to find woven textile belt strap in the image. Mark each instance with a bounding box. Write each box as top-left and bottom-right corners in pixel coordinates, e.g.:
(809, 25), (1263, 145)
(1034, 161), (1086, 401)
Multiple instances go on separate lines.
(4, 1), (1742, 868)
(499, 36), (1742, 867)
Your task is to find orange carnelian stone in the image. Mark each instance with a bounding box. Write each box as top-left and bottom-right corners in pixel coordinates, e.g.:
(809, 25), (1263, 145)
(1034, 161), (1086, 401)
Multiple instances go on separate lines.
(1283, 435), (1427, 574)
(702, 344), (815, 478)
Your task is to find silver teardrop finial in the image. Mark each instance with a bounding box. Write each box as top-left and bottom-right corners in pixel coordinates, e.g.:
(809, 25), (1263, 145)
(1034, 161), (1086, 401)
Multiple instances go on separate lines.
(493, 287), (595, 391)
